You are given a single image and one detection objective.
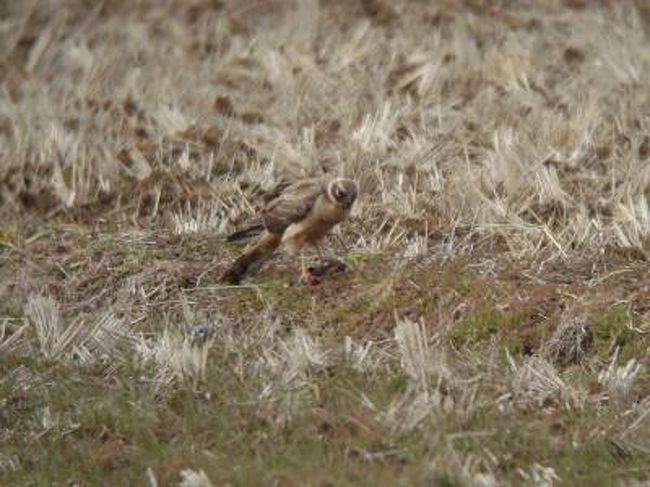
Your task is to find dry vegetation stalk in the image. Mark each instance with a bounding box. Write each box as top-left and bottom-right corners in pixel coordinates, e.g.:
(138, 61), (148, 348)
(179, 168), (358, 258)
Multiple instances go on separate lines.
(0, 1), (648, 485)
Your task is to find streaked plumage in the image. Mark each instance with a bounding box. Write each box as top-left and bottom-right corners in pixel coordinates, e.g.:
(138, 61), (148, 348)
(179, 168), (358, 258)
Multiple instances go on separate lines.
(221, 176), (358, 284)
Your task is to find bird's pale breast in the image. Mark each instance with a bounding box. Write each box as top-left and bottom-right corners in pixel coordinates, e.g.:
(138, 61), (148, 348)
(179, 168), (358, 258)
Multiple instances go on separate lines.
(281, 196), (348, 255)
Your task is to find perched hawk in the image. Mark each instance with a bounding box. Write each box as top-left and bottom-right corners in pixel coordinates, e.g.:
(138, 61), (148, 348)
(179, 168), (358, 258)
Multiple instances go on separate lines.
(221, 176), (358, 284)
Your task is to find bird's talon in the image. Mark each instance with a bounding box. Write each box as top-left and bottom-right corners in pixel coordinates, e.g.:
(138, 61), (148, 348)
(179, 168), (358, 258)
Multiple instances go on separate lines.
(300, 269), (321, 286)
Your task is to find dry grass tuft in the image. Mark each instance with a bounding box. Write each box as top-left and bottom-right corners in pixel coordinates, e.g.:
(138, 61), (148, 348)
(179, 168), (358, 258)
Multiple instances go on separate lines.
(24, 295), (135, 364)
(0, 321), (29, 356)
(178, 468), (213, 487)
(1, 1), (649, 484)
(136, 325), (216, 391)
(1, 0), (648, 261)
(541, 316), (591, 366)
(509, 354), (586, 411)
(599, 348), (645, 404)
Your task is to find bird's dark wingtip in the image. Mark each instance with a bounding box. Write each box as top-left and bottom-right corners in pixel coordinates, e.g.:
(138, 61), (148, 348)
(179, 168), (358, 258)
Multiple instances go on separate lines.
(226, 224), (265, 242)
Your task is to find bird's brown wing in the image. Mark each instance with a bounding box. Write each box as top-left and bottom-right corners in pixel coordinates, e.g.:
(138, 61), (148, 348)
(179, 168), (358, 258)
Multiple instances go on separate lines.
(262, 177), (326, 234)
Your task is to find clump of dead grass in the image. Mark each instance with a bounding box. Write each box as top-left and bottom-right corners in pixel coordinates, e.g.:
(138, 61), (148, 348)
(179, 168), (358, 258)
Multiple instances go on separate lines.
(1, 1), (650, 485)
(136, 327), (214, 391)
(599, 348), (645, 405)
(541, 316), (591, 366)
(24, 295), (136, 364)
(1, 0), (648, 261)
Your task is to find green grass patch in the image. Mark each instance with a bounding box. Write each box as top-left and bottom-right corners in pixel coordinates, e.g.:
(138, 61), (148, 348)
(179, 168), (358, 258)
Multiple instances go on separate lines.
(447, 309), (530, 353)
(592, 305), (645, 363)
(344, 250), (381, 265)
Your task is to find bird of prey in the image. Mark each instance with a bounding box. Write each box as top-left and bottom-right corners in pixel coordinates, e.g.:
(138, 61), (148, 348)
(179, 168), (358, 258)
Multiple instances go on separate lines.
(221, 176), (358, 285)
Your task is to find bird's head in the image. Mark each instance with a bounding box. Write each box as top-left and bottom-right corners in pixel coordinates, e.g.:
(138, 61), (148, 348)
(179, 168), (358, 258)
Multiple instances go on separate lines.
(327, 178), (358, 210)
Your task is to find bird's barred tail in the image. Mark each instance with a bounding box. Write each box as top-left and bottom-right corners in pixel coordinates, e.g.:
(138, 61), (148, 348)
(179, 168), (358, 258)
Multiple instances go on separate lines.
(221, 232), (281, 284)
(226, 223), (265, 242)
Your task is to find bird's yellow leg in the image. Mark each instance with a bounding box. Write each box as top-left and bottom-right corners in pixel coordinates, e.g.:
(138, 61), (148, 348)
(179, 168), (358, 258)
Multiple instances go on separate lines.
(314, 243), (324, 263)
(299, 250), (310, 283)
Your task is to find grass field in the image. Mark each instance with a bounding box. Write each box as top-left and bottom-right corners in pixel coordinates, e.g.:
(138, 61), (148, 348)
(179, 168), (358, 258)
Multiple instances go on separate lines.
(1, 0), (649, 485)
